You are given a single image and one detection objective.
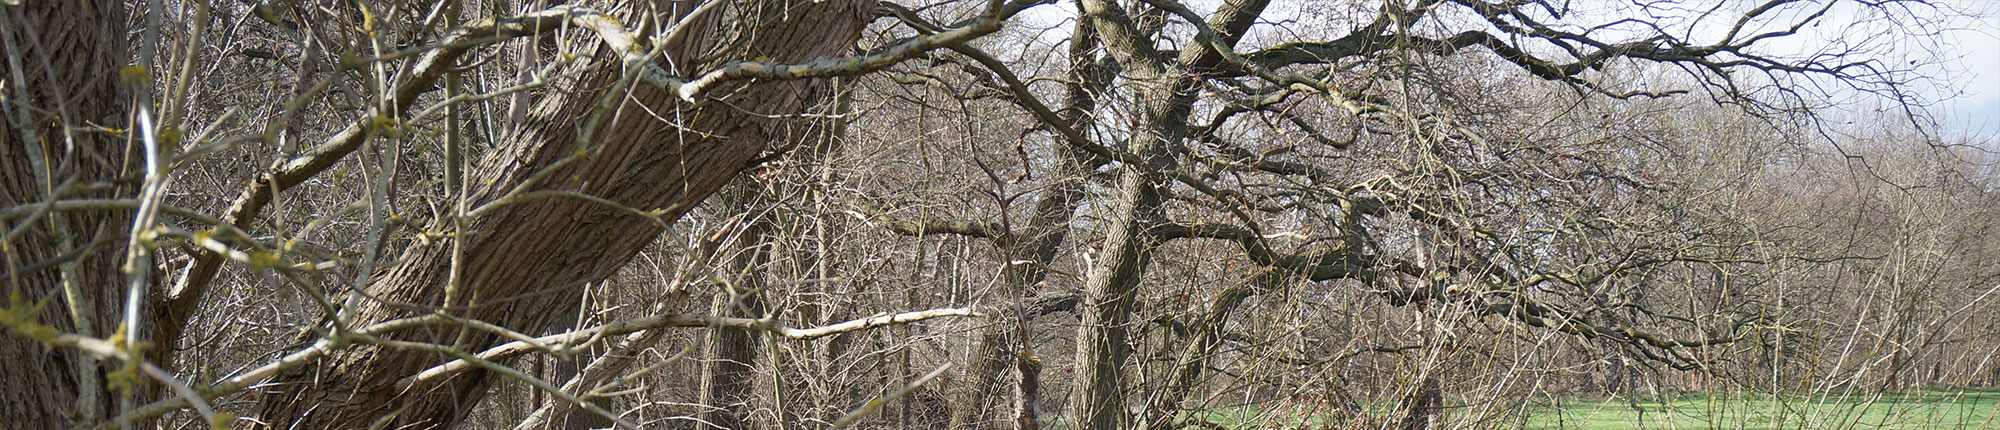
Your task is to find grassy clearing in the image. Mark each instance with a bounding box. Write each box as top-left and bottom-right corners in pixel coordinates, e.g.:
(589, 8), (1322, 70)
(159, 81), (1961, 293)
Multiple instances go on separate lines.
(1527, 389), (2000, 430)
(1186, 389), (2000, 429)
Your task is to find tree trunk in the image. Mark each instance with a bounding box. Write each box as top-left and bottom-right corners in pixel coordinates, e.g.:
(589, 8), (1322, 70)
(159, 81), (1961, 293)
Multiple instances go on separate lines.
(950, 8), (1105, 429)
(1011, 349), (1043, 430)
(250, 1), (873, 428)
(1065, 74), (1181, 430)
(700, 290), (767, 429)
(700, 190), (772, 430)
(1062, 1), (1183, 426)
(0, 1), (139, 427)
(1396, 376), (1443, 430)
(1066, 164), (1162, 430)
(1063, 0), (1266, 426)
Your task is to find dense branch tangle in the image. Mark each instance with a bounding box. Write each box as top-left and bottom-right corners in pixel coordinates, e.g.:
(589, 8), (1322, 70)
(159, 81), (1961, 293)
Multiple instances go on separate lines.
(0, 0), (1973, 429)
(911, 0), (1933, 428)
(69, 0), (987, 428)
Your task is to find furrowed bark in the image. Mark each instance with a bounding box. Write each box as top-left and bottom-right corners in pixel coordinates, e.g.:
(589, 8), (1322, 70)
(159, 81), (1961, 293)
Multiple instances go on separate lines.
(700, 190), (772, 430)
(249, 1), (875, 428)
(1063, 0), (1268, 427)
(0, 1), (141, 427)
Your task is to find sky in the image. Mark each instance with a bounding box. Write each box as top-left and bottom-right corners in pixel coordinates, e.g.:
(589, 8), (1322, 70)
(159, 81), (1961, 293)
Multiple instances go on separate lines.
(1933, 1), (2000, 139)
(1008, 0), (2000, 140)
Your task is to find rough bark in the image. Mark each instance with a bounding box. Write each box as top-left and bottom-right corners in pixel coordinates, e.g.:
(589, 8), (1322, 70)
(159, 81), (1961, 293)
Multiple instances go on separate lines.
(249, 1), (874, 428)
(0, 1), (138, 427)
(1062, 0), (1176, 426)
(700, 191), (772, 430)
(1063, 0), (1268, 428)
(1011, 348), (1042, 430)
(700, 289), (766, 430)
(947, 6), (1107, 428)
(1066, 156), (1164, 430)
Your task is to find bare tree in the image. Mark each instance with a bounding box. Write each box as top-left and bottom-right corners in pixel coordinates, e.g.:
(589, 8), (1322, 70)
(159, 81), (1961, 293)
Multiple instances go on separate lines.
(3, 0), (1989, 429)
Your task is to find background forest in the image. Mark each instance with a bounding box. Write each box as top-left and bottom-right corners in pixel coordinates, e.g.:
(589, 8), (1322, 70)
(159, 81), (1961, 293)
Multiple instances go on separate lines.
(2, 0), (1997, 429)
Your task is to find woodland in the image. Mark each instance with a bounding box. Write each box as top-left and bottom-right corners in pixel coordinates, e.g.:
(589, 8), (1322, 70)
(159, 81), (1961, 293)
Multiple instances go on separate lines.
(2, 0), (1997, 429)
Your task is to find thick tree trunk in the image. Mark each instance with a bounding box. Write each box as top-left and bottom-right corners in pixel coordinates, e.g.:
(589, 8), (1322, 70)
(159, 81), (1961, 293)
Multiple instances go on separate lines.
(1066, 165), (1163, 430)
(250, 1), (873, 428)
(700, 289), (766, 429)
(700, 192), (772, 430)
(1062, 0), (1266, 427)
(1062, 4), (1182, 428)
(950, 8), (1104, 429)
(0, 1), (138, 428)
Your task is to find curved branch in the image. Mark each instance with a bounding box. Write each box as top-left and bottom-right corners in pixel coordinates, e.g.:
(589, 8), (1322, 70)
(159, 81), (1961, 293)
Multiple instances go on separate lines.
(109, 306), (976, 423)
(665, 0), (1025, 101)
(159, 5), (615, 355)
(398, 307), (980, 390)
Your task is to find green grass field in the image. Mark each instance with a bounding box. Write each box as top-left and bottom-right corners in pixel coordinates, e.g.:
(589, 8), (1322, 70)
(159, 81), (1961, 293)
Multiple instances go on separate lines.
(1527, 390), (2000, 429)
(1189, 389), (2000, 429)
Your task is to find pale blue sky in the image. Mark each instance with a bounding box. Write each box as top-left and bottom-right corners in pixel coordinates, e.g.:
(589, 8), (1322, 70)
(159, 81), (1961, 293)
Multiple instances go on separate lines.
(1936, 0), (2000, 139)
(1006, 0), (1996, 138)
